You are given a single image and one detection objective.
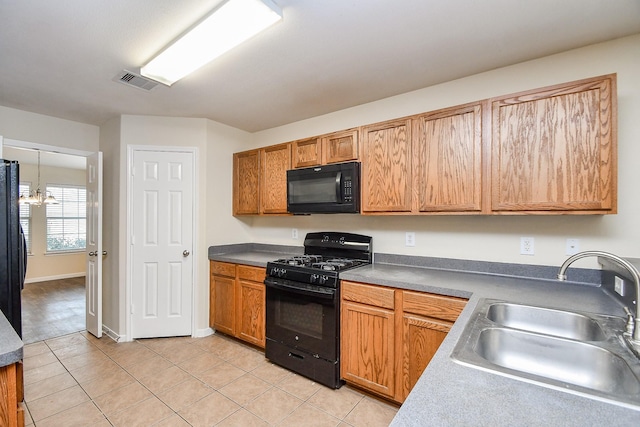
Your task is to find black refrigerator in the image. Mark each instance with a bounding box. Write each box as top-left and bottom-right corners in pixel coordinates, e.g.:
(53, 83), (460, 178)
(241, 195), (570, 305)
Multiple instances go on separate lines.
(0, 159), (27, 337)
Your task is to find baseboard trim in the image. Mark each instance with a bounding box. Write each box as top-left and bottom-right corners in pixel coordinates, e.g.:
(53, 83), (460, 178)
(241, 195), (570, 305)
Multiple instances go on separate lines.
(25, 272), (85, 284)
(193, 327), (214, 338)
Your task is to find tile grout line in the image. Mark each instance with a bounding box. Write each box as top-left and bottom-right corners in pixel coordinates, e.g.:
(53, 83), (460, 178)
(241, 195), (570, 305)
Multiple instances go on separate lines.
(25, 332), (393, 426)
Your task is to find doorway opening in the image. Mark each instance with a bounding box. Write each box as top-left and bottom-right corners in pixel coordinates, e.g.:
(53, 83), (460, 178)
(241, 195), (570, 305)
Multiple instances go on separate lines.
(3, 144), (89, 343)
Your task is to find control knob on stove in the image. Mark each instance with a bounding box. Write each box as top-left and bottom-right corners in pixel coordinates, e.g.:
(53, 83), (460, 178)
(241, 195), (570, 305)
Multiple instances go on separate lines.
(271, 267), (287, 277)
(311, 273), (329, 285)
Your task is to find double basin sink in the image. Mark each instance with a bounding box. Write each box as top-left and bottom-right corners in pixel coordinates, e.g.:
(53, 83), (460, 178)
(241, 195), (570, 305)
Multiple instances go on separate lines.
(451, 299), (640, 408)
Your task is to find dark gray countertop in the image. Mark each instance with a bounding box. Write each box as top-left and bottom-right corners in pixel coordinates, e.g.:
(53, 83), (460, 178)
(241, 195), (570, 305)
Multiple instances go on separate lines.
(209, 245), (640, 425)
(0, 312), (23, 367)
(208, 243), (302, 268)
(344, 264), (639, 426)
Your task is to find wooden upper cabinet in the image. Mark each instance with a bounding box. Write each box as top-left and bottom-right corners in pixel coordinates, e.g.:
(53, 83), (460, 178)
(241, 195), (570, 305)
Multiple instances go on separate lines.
(413, 103), (483, 213)
(260, 143), (291, 214)
(233, 74), (616, 216)
(292, 129), (359, 168)
(323, 129), (358, 164)
(233, 150), (260, 215)
(491, 74), (617, 213)
(292, 137), (321, 168)
(361, 118), (413, 213)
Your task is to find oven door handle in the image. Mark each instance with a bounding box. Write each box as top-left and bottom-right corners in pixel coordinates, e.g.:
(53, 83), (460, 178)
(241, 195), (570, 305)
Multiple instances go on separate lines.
(264, 278), (336, 300)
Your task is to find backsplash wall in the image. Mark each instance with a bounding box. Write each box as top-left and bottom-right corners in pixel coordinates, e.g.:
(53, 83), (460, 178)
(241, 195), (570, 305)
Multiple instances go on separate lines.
(238, 34), (640, 270)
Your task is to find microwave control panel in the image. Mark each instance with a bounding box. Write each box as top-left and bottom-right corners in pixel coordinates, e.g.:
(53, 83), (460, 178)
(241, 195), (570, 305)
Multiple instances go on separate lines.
(343, 176), (353, 201)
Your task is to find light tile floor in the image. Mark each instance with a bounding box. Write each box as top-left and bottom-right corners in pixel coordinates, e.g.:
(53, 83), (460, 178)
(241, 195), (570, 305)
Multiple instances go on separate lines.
(21, 277), (85, 344)
(23, 331), (399, 426)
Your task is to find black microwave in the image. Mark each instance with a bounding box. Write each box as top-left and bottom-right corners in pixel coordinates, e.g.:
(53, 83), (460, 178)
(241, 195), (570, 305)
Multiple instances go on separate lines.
(287, 161), (360, 214)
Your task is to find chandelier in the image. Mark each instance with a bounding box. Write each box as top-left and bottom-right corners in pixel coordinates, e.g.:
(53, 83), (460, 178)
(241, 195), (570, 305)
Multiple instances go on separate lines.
(18, 150), (59, 206)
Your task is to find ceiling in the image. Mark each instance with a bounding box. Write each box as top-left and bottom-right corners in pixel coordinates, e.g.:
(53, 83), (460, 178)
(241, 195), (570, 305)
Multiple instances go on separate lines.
(1, 0), (639, 133)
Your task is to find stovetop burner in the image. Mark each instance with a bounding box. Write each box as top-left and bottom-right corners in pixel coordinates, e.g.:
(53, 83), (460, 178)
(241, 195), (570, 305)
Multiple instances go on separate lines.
(272, 255), (364, 272)
(266, 232), (373, 288)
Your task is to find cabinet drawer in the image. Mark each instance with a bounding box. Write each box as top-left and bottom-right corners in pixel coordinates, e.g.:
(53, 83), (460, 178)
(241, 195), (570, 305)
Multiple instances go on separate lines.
(237, 265), (266, 282)
(402, 291), (467, 322)
(342, 281), (395, 310)
(210, 261), (236, 278)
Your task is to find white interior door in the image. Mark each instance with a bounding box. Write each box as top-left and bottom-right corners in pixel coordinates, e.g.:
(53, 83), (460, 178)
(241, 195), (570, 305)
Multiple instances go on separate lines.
(86, 152), (103, 338)
(131, 149), (194, 338)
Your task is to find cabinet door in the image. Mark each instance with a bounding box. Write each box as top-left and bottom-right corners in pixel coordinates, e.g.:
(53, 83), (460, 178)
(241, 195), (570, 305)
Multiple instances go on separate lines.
(341, 300), (395, 399)
(413, 104), (483, 212)
(236, 279), (265, 348)
(261, 143), (291, 214)
(236, 265), (266, 348)
(233, 150), (260, 215)
(292, 137), (321, 168)
(491, 74), (616, 213)
(323, 129), (358, 164)
(361, 119), (412, 212)
(401, 314), (451, 401)
(0, 363), (21, 427)
(211, 275), (235, 336)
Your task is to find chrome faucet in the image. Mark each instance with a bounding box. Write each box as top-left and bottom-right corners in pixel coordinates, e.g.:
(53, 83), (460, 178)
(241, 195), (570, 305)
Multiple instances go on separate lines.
(558, 251), (640, 351)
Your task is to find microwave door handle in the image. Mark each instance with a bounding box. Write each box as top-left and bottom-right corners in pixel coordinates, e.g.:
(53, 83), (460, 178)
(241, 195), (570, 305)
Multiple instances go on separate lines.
(335, 171), (342, 201)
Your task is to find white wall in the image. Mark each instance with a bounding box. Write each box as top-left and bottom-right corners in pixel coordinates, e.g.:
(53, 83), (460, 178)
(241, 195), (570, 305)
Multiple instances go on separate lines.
(205, 119), (254, 245)
(0, 106), (99, 152)
(100, 115), (252, 338)
(246, 34), (640, 270)
(119, 115), (211, 337)
(19, 163), (86, 282)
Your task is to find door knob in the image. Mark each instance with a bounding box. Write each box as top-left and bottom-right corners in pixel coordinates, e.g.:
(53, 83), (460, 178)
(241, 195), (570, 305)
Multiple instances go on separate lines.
(183, 250), (190, 257)
(88, 251), (96, 256)
(102, 250), (108, 256)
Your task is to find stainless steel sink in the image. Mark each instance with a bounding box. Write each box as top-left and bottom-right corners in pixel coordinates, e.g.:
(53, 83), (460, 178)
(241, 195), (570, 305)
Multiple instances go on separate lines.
(475, 328), (640, 395)
(451, 299), (640, 408)
(486, 302), (606, 341)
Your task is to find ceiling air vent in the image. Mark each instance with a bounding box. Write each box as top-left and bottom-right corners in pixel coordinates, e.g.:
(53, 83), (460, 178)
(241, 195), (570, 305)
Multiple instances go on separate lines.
(113, 70), (161, 91)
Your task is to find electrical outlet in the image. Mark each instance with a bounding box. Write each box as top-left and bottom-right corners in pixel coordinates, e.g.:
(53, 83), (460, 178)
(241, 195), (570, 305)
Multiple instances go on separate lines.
(405, 232), (415, 247)
(520, 237), (534, 255)
(566, 238), (580, 255)
(615, 276), (624, 296)
(291, 228), (298, 239)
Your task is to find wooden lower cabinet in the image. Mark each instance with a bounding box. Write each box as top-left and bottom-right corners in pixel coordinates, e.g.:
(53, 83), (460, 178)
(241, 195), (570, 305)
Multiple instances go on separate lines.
(210, 262), (236, 336)
(341, 281), (467, 403)
(0, 361), (23, 427)
(210, 261), (266, 348)
(236, 265), (266, 347)
(401, 314), (451, 400)
(341, 300), (396, 399)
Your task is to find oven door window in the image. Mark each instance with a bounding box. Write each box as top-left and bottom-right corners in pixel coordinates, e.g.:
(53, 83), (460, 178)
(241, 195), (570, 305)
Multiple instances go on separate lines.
(266, 283), (337, 361)
(276, 298), (324, 340)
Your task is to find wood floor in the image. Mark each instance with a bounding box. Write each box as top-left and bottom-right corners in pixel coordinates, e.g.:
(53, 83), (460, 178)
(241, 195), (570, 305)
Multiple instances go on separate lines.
(21, 277), (85, 344)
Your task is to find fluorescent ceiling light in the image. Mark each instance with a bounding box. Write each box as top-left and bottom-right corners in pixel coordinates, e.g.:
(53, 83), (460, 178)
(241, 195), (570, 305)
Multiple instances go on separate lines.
(141, 0), (282, 86)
